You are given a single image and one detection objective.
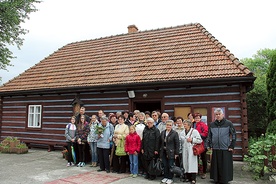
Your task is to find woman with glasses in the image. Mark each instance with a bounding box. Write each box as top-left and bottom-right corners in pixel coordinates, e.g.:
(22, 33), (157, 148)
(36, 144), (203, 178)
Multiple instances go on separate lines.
(141, 117), (160, 180)
(159, 120), (179, 184)
(193, 113), (209, 179)
(112, 115), (129, 174)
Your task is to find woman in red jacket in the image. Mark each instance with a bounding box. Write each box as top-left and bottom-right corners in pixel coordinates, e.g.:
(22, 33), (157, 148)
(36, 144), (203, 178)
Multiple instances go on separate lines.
(193, 113), (209, 179)
(125, 125), (141, 178)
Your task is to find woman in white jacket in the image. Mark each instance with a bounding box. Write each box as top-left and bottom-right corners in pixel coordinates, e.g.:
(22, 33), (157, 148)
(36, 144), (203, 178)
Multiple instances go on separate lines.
(180, 119), (202, 184)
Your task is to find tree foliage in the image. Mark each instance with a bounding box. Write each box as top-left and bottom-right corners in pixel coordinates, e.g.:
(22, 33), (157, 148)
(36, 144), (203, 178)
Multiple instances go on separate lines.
(0, 0), (40, 71)
(241, 49), (276, 137)
(266, 53), (276, 133)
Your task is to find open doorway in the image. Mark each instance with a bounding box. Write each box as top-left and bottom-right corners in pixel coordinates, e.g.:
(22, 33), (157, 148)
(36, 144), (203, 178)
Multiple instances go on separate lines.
(133, 101), (161, 113)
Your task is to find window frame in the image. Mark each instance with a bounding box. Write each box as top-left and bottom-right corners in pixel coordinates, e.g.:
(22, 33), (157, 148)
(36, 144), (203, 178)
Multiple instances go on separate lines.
(27, 105), (42, 128)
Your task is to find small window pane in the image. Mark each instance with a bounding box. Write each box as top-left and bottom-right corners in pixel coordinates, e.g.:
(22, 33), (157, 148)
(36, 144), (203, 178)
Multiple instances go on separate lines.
(30, 106), (34, 113)
(29, 114), (34, 126)
(35, 106), (40, 113)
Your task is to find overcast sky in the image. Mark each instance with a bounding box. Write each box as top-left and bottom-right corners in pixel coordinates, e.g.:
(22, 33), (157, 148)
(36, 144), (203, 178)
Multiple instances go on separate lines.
(1, 0), (276, 84)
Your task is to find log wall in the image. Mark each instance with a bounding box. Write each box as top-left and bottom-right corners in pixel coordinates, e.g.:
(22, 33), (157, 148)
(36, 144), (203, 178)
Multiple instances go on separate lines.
(0, 84), (248, 160)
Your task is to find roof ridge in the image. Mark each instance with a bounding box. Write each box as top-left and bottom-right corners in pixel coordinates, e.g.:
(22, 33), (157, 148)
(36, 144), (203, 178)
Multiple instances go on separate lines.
(195, 23), (253, 76)
(67, 23), (199, 46)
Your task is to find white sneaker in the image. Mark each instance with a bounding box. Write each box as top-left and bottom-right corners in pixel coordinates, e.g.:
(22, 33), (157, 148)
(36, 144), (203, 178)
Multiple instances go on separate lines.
(166, 179), (173, 184)
(161, 178), (168, 183)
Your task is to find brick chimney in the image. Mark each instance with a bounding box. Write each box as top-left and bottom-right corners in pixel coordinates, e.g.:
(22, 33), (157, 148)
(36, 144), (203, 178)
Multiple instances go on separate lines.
(127, 25), (138, 33)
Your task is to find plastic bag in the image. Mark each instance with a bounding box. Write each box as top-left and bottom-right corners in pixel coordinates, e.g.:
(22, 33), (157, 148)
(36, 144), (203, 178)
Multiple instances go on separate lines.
(148, 158), (163, 176)
(115, 139), (127, 156)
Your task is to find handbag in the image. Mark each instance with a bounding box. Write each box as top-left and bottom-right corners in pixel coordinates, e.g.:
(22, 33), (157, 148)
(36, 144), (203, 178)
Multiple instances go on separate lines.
(193, 143), (205, 156)
(148, 158), (163, 176)
(170, 157), (186, 181)
(189, 128), (205, 156)
(115, 139), (127, 156)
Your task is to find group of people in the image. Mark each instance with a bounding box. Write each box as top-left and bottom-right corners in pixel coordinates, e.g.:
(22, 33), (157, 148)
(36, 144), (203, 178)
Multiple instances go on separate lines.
(65, 107), (236, 184)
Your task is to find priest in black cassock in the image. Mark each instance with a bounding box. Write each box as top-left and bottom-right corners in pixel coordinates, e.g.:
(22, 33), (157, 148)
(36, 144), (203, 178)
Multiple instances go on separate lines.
(207, 108), (236, 184)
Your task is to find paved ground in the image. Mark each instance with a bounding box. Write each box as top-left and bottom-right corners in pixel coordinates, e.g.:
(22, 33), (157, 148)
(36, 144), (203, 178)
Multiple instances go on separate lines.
(0, 148), (273, 184)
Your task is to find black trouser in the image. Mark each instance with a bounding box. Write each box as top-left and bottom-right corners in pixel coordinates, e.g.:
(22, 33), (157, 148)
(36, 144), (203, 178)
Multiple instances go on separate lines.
(141, 156), (156, 179)
(138, 152), (144, 173)
(200, 149), (207, 173)
(186, 173), (196, 181)
(97, 147), (110, 171)
(77, 143), (86, 162)
(113, 154), (127, 173)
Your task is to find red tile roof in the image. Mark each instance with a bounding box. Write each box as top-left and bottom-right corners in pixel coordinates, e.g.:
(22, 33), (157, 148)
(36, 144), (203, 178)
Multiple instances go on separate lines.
(0, 23), (252, 93)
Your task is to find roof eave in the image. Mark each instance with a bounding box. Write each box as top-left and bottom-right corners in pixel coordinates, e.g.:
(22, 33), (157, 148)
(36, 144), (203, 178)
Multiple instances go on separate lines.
(0, 76), (256, 97)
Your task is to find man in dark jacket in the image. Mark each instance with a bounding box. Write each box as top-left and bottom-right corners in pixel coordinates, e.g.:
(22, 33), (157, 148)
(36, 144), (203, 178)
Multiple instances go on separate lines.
(75, 106), (90, 124)
(125, 112), (136, 127)
(74, 106), (91, 162)
(207, 108), (236, 184)
(141, 117), (160, 180)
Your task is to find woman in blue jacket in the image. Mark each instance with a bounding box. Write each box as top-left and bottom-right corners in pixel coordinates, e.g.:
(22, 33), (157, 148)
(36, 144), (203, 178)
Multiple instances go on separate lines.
(96, 116), (114, 173)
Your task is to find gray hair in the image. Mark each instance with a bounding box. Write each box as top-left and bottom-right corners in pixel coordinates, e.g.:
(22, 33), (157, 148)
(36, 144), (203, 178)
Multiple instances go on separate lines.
(166, 120), (174, 125)
(146, 117), (154, 123)
(183, 119), (192, 127)
(162, 113), (169, 118)
(214, 108), (224, 114)
(100, 116), (108, 121)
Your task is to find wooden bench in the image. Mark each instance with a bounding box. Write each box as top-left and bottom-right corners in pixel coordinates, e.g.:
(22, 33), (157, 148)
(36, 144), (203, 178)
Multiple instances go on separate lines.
(22, 139), (67, 152)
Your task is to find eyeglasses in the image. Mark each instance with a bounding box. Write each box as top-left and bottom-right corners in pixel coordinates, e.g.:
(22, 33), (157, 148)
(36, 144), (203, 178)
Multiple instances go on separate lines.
(152, 115), (157, 116)
(162, 116), (167, 118)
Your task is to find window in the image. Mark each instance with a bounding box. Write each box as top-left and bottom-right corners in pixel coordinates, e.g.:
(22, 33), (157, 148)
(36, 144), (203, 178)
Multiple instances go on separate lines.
(174, 106), (191, 118)
(28, 105), (42, 128)
(174, 106), (208, 124)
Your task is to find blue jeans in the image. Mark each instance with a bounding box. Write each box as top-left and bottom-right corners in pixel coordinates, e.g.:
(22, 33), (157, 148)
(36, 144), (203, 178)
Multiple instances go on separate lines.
(129, 154), (138, 175)
(162, 152), (175, 179)
(89, 142), (98, 163)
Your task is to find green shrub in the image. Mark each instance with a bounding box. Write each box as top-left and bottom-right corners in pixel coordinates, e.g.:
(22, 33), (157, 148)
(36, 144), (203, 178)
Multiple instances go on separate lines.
(16, 143), (28, 149)
(244, 133), (276, 180)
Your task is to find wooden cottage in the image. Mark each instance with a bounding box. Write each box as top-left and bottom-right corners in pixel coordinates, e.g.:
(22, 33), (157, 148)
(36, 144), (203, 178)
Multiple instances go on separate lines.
(0, 23), (254, 160)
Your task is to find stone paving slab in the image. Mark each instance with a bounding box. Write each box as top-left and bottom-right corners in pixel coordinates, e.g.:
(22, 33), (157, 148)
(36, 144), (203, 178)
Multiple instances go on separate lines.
(0, 148), (273, 184)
